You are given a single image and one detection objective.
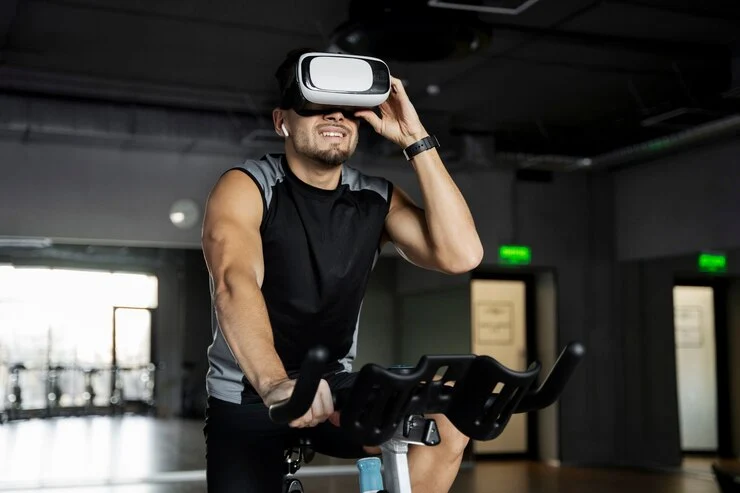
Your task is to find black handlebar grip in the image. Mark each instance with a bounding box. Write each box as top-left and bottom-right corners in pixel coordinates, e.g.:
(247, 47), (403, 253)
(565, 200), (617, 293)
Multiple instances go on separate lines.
(268, 346), (329, 424)
(515, 342), (585, 413)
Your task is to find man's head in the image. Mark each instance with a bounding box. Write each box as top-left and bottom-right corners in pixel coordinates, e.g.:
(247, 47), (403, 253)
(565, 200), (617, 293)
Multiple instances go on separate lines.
(272, 48), (364, 167)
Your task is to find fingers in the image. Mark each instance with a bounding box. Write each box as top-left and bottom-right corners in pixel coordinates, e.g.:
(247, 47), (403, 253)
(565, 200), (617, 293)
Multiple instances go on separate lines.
(317, 380), (335, 417)
(288, 379), (334, 429)
(354, 109), (382, 133)
(390, 76), (407, 96)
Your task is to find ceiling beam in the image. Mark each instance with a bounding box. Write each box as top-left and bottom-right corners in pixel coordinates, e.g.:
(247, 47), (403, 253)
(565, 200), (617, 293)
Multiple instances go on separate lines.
(483, 22), (729, 60)
(604, 0), (740, 22)
(30, 0), (319, 39)
(0, 66), (275, 117)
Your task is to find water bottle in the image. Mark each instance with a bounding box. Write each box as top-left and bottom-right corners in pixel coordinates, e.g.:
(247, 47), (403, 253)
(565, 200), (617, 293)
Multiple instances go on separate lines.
(357, 457), (384, 493)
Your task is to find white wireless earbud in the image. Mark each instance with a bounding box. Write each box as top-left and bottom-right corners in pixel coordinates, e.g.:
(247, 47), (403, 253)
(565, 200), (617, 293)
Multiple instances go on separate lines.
(281, 123), (289, 137)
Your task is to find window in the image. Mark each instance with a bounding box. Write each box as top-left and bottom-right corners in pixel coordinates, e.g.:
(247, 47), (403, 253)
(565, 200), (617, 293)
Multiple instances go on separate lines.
(0, 266), (157, 410)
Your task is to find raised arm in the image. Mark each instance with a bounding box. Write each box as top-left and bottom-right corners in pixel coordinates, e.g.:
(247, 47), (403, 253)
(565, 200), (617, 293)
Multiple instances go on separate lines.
(201, 170), (288, 399)
(357, 77), (484, 274)
(383, 179), (482, 274)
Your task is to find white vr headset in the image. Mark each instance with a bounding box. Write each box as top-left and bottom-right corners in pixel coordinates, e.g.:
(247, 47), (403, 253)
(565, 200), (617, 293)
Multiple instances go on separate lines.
(281, 52), (391, 113)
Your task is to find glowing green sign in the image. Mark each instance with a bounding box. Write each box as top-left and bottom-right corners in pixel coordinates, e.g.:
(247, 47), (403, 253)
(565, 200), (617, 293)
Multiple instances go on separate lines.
(698, 253), (727, 273)
(499, 245), (531, 265)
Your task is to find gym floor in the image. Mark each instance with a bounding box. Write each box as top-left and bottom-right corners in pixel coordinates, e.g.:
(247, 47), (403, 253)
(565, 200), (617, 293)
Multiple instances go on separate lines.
(0, 415), (722, 493)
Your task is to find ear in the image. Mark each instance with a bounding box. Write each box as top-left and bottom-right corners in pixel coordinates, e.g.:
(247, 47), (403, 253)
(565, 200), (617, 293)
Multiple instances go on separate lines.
(273, 108), (287, 136)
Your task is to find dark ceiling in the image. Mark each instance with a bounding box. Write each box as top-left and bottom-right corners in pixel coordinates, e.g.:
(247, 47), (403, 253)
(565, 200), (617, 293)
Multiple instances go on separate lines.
(1, 0), (739, 168)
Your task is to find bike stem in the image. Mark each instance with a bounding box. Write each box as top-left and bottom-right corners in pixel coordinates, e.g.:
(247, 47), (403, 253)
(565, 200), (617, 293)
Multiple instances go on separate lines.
(380, 415), (441, 493)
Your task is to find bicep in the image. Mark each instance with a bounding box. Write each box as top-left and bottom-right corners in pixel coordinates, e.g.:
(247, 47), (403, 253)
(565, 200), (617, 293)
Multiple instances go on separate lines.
(202, 170), (265, 293)
(383, 186), (440, 271)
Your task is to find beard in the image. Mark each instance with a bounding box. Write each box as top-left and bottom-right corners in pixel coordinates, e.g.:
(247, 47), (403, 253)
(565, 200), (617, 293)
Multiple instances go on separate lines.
(293, 131), (358, 167)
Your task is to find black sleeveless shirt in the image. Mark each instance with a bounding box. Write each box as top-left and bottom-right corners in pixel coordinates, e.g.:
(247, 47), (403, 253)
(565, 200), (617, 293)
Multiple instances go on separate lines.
(206, 154), (393, 404)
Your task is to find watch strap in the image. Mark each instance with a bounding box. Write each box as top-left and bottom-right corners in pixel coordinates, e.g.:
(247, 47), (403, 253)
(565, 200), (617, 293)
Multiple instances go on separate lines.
(403, 135), (440, 160)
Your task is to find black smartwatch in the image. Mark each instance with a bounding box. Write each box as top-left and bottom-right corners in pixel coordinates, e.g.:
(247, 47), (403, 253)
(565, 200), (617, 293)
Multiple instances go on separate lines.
(403, 135), (440, 161)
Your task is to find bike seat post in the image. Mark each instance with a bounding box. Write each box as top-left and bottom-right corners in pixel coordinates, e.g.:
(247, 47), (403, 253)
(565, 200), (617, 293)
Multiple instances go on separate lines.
(380, 415), (441, 493)
(380, 438), (412, 493)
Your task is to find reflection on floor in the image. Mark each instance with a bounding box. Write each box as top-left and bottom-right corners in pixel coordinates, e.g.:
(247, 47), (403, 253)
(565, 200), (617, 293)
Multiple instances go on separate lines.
(0, 416), (722, 493)
(682, 455), (720, 474)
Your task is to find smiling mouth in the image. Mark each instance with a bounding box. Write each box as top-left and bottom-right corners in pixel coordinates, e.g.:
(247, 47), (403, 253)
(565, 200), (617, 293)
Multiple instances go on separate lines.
(319, 132), (346, 146)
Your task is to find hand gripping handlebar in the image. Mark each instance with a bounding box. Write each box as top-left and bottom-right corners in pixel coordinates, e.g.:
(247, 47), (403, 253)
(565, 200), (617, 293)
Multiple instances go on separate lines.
(269, 343), (585, 446)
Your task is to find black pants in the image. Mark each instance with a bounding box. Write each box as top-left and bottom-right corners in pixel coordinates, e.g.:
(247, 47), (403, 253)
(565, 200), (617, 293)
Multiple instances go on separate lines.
(204, 372), (369, 493)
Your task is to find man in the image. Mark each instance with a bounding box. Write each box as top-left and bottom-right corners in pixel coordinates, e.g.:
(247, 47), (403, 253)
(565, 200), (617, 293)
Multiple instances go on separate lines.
(201, 48), (483, 492)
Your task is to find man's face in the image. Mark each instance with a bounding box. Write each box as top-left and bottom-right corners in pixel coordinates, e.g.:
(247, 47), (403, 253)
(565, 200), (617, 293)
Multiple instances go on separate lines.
(284, 104), (362, 167)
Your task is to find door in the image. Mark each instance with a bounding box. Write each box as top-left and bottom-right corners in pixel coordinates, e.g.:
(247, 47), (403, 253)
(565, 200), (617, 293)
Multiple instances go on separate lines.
(673, 285), (718, 452)
(470, 279), (527, 454)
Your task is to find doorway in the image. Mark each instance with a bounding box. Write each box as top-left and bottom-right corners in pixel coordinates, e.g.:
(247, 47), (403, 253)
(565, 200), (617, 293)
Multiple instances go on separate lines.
(673, 279), (733, 459)
(673, 285), (718, 452)
(469, 271), (540, 457)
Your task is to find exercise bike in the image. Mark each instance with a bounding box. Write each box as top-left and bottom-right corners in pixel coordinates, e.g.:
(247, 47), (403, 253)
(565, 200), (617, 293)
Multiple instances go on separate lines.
(269, 342), (585, 493)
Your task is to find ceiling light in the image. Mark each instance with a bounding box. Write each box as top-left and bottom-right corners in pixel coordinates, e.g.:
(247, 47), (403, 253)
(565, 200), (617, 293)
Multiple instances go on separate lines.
(0, 236), (53, 248)
(169, 199), (200, 229)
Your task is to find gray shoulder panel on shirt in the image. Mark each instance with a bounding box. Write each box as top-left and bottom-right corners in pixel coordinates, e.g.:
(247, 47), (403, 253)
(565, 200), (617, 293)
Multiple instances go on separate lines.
(342, 165), (391, 202)
(232, 154), (286, 209)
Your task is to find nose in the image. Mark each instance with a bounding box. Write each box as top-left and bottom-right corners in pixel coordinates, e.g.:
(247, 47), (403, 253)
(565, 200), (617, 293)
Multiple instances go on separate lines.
(323, 110), (345, 121)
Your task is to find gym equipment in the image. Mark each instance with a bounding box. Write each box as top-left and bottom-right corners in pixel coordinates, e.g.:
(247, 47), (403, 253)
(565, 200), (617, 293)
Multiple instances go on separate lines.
(82, 368), (98, 411)
(270, 343), (585, 493)
(45, 365), (65, 416)
(5, 363), (26, 421)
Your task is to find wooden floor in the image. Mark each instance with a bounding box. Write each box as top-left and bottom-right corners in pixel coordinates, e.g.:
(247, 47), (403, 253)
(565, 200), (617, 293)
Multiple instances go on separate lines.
(0, 415), (724, 493)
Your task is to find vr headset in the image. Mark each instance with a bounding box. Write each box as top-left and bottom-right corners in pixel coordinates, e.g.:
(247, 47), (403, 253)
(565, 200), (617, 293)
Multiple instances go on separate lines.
(280, 52), (391, 115)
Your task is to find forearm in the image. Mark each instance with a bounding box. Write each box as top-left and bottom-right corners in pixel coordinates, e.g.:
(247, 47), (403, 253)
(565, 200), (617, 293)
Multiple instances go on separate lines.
(213, 275), (288, 399)
(408, 144), (483, 269)
(355, 76), (482, 271)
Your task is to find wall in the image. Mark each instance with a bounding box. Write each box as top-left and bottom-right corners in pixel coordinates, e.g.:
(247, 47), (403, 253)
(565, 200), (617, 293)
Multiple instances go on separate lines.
(535, 272), (559, 463)
(518, 173), (619, 465)
(398, 285), (472, 364)
(611, 138), (740, 463)
(616, 249), (740, 465)
(617, 259), (684, 467)
(0, 140), (512, 256)
(393, 171), (619, 466)
(729, 280), (740, 458)
(0, 141), (226, 248)
(5, 135), (739, 263)
(614, 137), (740, 261)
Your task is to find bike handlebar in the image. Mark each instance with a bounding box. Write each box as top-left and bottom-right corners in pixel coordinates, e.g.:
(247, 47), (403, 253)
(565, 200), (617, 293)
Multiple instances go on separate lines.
(268, 342), (585, 444)
(513, 342), (585, 413)
(268, 346), (330, 424)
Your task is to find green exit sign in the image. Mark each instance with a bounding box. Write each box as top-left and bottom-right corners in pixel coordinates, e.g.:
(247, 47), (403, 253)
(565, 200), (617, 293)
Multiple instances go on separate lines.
(698, 252), (727, 273)
(499, 245), (532, 265)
